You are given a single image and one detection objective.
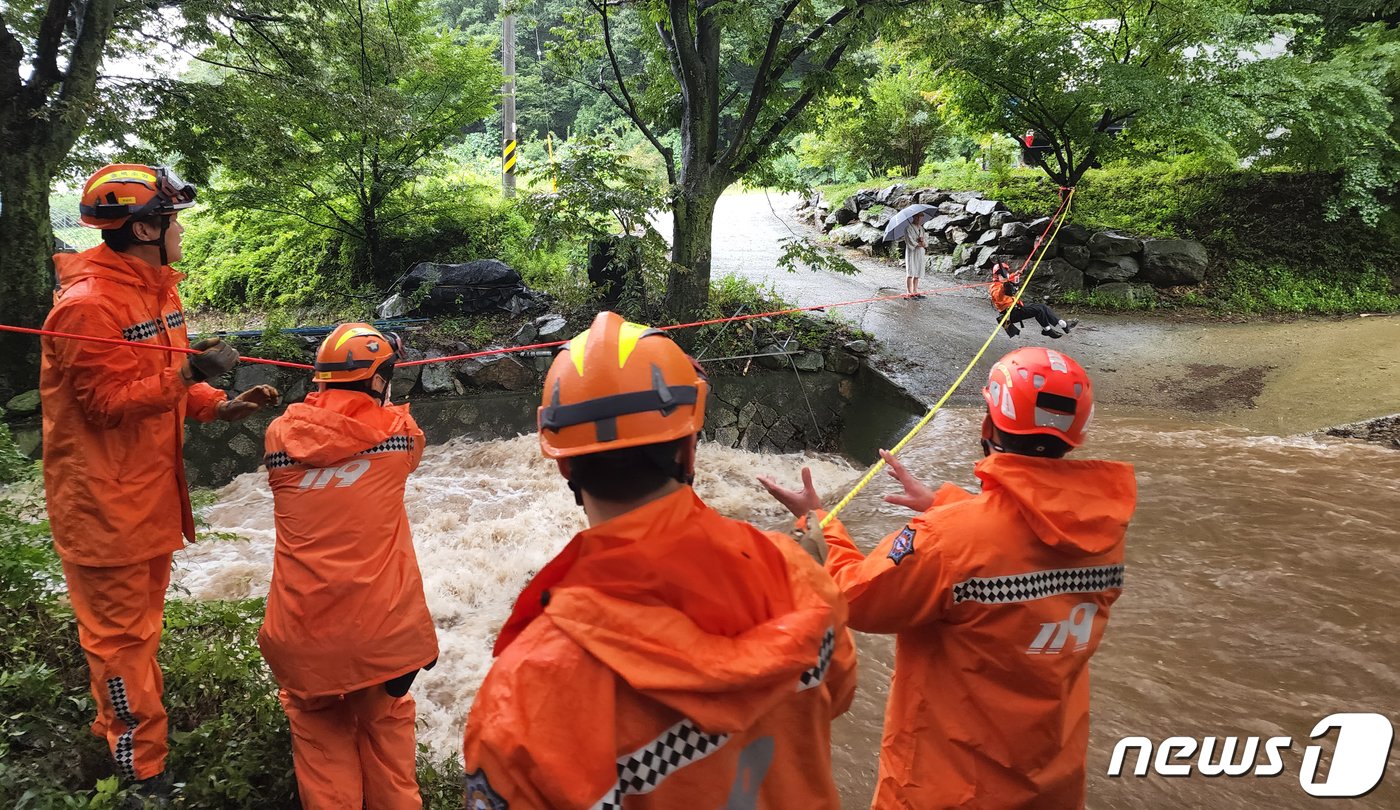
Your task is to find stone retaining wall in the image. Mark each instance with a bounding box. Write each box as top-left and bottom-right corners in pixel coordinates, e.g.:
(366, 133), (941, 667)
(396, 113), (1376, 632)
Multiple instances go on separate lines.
(795, 184), (1210, 305)
(8, 364), (925, 487)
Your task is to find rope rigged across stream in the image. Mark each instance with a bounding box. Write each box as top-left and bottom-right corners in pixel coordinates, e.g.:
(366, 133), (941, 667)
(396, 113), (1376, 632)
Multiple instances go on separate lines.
(820, 188), (1077, 528)
(0, 283), (994, 370)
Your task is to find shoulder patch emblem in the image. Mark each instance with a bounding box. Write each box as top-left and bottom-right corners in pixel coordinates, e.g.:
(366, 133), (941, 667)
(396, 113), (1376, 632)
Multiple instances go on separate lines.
(888, 526), (916, 565)
(464, 768), (508, 810)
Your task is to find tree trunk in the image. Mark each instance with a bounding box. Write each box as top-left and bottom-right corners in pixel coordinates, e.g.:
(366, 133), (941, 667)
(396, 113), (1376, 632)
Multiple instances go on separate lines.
(0, 159), (59, 398)
(665, 180), (723, 318)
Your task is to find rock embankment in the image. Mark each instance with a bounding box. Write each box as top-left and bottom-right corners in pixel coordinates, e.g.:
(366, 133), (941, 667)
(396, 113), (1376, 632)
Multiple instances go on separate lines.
(1323, 413), (1400, 450)
(795, 184), (1209, 305)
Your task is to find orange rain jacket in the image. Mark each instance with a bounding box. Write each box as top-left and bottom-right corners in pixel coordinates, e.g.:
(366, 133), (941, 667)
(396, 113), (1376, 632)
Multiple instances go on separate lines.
(463, 486), (857, 809)
(989, 276), (1021, 313)
(820, 452), (1136, 810)
(41, 244), (226, 567)
(258, 389), (438, 699)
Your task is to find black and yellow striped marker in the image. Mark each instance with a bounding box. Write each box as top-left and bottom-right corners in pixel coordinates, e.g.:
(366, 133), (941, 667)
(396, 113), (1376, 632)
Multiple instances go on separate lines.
(503, 139), (518, 174)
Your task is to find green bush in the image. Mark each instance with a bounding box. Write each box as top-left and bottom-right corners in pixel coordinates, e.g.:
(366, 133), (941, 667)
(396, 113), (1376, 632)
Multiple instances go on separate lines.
(178, 173), (564, 315)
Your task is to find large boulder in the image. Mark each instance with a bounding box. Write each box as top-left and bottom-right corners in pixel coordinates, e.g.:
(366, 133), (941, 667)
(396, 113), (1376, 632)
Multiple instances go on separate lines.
(1085, 255), (1141, 283)
(891, 194), (916, 210)
(861, 206), (894, 229)
(949, 190), (984, 204)
(929, 214), (953, 232)
(420, 352), (455, 394)
(937, 201), (966, 216)
(831, 207), (857, 226)
(1139, 239), (1208, 286)
(854, 224), (886, 245)
(1001, 221), (1032, 240)
(1024, 259), (1085, 298)
(976, 245), (1000, 268)
(976, 229), (1000, 246)
(5, 390), (40, 416)
(966, 198), (1003, 216)
(947, 227), (973, 245)
(1087, 230), (1143, 259)
(828, 225), (865, 246)
(989, 211), (1016, 229)
(463, 355), (535, 391)
(1060, 245), (1091, 270)
(875, 184), (909, 204)
(917, 190), (951, 205)
(999, 236), (1034, 256)
(1060, 223), (1093, 245)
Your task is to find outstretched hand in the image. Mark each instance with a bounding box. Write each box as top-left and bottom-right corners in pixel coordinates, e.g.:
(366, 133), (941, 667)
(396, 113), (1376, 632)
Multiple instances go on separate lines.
(216, 384), (281, 422)
(757, 467), (824, 518)
(880, 448), (935, 513)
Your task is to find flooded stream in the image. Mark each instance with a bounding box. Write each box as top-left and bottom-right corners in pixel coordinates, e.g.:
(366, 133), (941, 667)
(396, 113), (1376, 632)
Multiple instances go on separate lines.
(173, 408), (1400, 808)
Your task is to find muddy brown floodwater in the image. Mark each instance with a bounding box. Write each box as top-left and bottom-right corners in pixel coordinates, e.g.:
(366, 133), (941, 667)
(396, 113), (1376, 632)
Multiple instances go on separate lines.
(177, 406), (1399, 809)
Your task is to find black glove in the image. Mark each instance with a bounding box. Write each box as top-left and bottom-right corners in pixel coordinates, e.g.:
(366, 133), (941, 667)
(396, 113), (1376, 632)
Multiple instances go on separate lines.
(185, 337), (239, 382)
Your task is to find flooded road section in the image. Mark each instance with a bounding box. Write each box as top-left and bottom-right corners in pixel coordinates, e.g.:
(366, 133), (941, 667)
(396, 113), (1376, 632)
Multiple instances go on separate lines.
(175, 410), (1400, 808)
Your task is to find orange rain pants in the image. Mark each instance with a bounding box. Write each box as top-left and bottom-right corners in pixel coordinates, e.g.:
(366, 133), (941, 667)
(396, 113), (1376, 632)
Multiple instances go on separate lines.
(62, 554), (172, 782)
(279, 687), (422, 810)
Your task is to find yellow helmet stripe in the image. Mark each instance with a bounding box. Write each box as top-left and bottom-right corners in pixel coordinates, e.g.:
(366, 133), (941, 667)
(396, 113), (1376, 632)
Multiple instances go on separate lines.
(616, 321), (651, 368)
(333, 326), (379, 350)
(567, 330), (590, 376)
(86, 168), (157, 192)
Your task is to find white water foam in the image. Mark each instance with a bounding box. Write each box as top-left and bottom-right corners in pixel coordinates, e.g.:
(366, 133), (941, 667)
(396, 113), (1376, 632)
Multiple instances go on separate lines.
(171, 434), (860, 757)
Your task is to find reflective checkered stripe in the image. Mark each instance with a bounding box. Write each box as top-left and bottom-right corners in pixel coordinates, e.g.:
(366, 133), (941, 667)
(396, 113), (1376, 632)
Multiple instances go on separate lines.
(164, 311), (185, 330)
(121, 318), (163, 342)
(951, 564), (1124, 605)
(355, 435), (415, 456)
(106, 676), (139, 781)
(264, 450), (295, 469)
(798, 627), (836, 691)
(589, 721), (731, 809)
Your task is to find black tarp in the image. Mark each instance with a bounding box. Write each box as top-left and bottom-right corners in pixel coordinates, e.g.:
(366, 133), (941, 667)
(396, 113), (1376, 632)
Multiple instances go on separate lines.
(389, 260), (545, 316)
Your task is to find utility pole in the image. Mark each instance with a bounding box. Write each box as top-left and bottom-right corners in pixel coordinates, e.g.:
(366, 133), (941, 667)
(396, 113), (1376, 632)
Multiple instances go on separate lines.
(502, 13), (517, 198)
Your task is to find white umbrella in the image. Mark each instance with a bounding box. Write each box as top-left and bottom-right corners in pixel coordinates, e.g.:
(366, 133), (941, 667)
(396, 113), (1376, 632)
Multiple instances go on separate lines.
(882, 204), (936, 242)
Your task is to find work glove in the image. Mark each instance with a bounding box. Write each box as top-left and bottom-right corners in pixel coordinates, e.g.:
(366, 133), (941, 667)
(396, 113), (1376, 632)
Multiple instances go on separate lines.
(216, 384), (280, 422)
(184, 337), (240, 382)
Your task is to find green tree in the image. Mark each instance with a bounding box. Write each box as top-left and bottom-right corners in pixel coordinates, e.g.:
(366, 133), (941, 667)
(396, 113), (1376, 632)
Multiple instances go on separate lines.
(0, 0), (122, 392)
(160, 0), (499, 286)
(550, 0), (912, 317)
(918, 0), (1267, 188)
(800, 45), (948, 178)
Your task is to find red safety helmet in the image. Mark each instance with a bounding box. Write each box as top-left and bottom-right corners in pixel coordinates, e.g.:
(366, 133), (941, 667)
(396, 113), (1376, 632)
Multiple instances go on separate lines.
(314, 323), (401, 395)
(79, 163), (197, 229)
(538, 311), (708, 459)
(982, 346), (1093, 446)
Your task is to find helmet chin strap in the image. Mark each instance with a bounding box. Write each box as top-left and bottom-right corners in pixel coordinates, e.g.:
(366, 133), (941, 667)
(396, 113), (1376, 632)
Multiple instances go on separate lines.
(132, 216), (173, 266)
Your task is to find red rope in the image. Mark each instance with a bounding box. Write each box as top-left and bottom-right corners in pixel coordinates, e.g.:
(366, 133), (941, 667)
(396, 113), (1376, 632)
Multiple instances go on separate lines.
(2, 280), (1000, 372)
(0, 323), (314, 370)
(398, 283), (992, 367)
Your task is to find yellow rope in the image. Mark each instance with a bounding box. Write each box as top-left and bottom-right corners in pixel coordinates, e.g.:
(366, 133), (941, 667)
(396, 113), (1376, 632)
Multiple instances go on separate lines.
(821, 188), (1077, 528)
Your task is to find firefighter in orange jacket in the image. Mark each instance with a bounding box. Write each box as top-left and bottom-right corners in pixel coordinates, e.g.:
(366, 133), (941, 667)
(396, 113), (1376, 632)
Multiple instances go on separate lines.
(462, 311), (858, 809)
(41, 164), (278, 796)
(761, 347), (1137, 809)
(259, 323), (439, 809)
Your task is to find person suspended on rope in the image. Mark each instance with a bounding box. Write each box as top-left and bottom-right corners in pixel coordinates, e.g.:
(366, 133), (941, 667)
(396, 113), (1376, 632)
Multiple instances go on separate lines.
(39, 163), (279, 802)
(905, 212), (929, 298)
(258, 323), (438, 810)
(991, 261), (1077, 339)
(758, 347), (1137, 810)
(462, 311), (857, 808)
